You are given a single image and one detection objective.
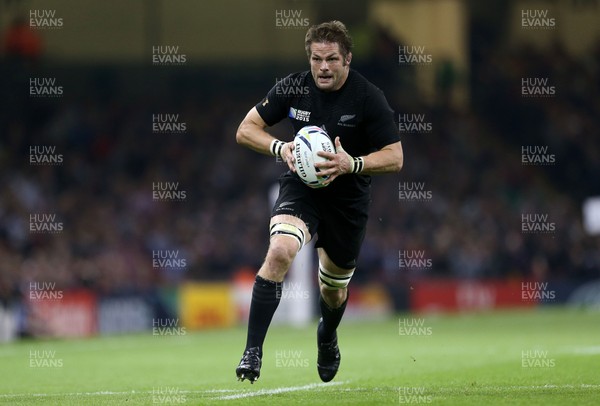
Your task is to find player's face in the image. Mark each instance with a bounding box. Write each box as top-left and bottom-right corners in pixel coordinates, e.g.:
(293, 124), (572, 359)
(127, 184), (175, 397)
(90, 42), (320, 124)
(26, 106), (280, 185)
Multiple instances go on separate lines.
(309, 42), (351, 92)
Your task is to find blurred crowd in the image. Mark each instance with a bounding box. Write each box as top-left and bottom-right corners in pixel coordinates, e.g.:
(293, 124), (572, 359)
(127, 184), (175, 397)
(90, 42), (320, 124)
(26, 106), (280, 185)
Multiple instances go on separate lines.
(1, 38), (599, 304)
(375, 39), (600, 286)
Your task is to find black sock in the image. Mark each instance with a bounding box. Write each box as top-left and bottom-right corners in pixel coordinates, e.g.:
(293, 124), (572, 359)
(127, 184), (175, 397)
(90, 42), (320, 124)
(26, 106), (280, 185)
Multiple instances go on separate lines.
(318, 291), (349, 343)
(244, 275), (282, 355)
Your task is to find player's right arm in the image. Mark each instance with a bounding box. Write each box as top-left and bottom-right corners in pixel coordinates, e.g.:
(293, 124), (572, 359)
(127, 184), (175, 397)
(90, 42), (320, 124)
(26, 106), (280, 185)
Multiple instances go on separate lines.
(236, 107), (295, 171)
(236, 107), (273, 154)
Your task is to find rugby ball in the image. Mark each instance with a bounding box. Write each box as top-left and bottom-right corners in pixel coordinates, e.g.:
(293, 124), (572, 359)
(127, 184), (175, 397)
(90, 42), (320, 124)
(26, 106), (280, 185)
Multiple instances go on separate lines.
(293, 126), (335, 188)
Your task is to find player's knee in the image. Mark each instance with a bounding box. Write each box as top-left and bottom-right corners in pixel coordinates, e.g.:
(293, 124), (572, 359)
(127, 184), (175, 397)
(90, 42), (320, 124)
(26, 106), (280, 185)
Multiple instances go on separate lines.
(266, 237), (298, 273)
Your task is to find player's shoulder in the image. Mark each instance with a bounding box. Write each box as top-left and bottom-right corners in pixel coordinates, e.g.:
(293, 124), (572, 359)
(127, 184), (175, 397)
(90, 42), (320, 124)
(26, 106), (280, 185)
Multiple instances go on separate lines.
(347, 70), (393, 118)
(347, 69), (385, 98)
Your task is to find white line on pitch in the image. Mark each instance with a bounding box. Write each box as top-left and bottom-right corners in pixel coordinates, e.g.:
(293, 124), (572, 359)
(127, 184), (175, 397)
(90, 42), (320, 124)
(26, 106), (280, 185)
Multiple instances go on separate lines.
(211, 381), (349, 401)
(0, 384), (347, 399)
(0, 391), (138, 398)
(2, 382), (596, 400)
(0, 388), (240, 399)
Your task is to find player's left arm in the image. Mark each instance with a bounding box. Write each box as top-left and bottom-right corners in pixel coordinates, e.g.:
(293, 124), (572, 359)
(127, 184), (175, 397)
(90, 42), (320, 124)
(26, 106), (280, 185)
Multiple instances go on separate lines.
(315, 137), (403, 184)
(316, 85), (403, 184)
(352, 139), (403, 175)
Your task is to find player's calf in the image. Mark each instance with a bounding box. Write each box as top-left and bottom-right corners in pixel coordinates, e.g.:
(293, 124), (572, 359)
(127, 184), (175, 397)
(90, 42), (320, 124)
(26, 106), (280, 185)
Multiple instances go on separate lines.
(316, 262), (353, 382)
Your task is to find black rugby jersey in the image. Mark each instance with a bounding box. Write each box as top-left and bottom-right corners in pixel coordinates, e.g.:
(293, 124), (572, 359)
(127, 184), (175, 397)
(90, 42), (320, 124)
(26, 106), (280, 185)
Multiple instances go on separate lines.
(256, 69), (400, 196)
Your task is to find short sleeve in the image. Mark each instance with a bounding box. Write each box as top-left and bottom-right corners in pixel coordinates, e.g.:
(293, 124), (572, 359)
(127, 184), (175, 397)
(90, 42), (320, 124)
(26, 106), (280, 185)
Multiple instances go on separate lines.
(364, 87), (400, 150)
(255, 79), (291, 127)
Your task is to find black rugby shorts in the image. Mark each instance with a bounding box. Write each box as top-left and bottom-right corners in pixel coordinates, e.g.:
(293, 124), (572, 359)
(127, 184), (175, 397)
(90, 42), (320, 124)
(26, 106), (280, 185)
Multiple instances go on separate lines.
(271, 172), (369, 269)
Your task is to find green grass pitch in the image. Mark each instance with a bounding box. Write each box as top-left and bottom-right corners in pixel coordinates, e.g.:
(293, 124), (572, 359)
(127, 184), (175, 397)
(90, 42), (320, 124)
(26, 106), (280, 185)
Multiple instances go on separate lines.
(0, 307), (598, 405)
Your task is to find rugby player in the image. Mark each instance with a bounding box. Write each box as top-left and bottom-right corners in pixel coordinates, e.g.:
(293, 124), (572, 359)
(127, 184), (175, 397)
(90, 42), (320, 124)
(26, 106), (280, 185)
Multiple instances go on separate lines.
(235, 20), (403, 383)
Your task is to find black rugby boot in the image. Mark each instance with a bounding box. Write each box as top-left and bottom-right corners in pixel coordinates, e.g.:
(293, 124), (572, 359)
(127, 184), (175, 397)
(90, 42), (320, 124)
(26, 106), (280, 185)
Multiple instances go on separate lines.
(236, 347), (262, 384)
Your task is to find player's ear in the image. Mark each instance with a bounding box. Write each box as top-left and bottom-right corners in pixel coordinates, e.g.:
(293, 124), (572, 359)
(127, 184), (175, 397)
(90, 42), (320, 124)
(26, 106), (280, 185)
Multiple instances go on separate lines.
(345, 52), (352, 66)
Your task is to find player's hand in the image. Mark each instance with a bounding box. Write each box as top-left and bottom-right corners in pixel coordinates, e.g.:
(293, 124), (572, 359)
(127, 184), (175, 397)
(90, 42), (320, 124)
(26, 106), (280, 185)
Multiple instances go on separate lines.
(315, 137), (352, 186)
(281, 141), (296, 173)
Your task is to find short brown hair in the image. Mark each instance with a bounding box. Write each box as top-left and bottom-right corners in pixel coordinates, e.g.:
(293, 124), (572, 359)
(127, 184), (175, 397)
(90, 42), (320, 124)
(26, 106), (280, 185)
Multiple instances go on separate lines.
(304, 20), (353, 60)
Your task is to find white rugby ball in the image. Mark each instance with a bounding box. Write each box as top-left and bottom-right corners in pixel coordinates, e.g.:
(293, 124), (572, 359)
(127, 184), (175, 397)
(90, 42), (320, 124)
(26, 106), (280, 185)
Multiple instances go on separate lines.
(293, 126), (335, 188)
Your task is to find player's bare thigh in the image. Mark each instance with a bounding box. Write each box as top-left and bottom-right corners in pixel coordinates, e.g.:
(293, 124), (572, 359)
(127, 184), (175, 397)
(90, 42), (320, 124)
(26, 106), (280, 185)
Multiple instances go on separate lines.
(258, 214), (312, 282)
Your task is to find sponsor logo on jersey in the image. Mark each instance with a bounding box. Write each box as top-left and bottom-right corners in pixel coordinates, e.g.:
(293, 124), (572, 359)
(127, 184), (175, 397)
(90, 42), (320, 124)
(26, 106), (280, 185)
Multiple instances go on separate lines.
(289, 107), (311, 122)
(337, 114), (356, 127)
(276, 201), (295, 213)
